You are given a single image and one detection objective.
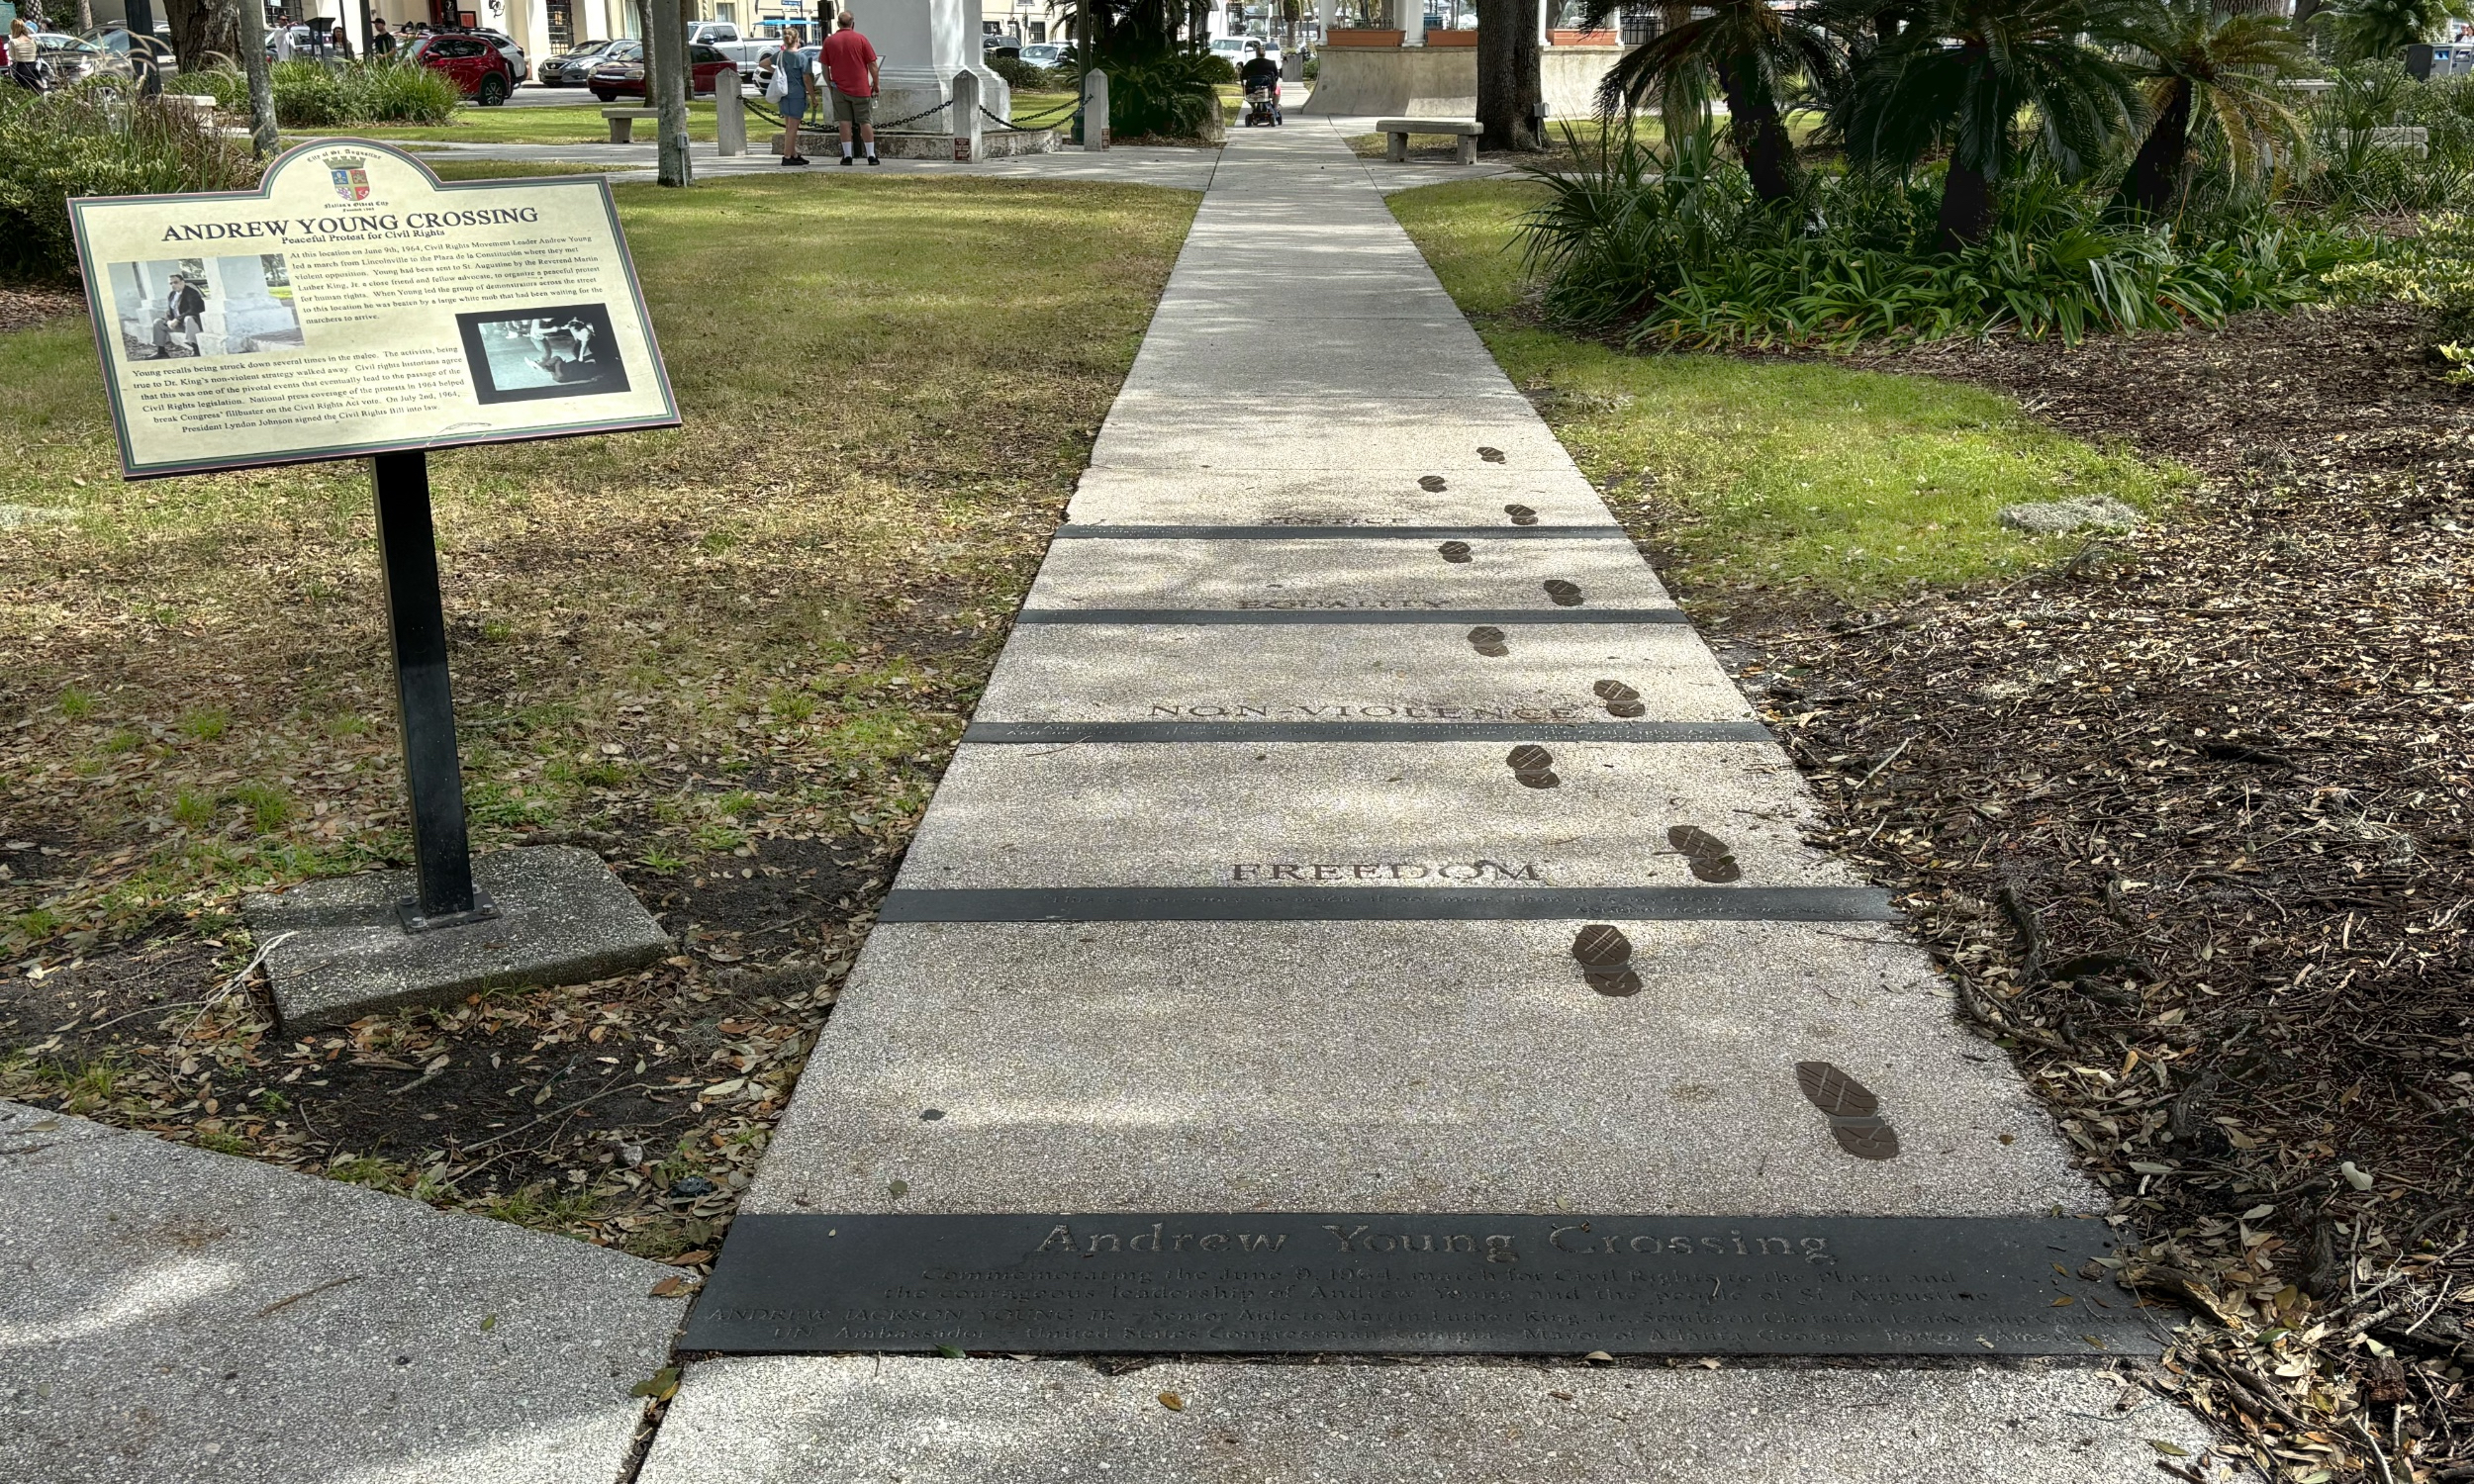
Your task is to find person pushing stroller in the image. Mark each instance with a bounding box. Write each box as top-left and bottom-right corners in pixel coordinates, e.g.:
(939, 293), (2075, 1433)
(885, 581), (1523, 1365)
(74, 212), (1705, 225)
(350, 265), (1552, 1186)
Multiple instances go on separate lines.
(1239, 42), (1281, 127)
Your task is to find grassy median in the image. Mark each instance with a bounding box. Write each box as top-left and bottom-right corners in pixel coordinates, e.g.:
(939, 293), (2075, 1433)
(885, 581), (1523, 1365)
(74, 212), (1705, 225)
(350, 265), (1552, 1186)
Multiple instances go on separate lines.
(1387, 179), (2182, 606)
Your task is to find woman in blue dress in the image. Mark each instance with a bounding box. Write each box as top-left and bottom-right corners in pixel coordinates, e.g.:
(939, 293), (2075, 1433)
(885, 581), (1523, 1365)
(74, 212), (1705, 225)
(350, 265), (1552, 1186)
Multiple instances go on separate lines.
(769, 34), (812, 166)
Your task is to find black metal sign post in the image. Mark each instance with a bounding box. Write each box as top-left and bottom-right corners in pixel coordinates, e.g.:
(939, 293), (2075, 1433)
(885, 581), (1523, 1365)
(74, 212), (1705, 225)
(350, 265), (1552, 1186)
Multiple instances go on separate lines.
(371, 450), (497, 933)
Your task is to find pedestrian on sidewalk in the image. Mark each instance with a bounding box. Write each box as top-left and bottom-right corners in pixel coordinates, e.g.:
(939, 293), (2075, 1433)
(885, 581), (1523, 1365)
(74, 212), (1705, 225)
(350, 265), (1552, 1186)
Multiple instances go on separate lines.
(369, 19), (397, 58)
(7, 21), (42, 91)
(819, 10), (881, 166)
(767, 34), (810, 165)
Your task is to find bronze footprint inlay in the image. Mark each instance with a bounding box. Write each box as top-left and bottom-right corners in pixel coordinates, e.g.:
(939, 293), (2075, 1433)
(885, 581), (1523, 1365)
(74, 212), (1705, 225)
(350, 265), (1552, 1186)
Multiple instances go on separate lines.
(1503, 504), (1539, 526)
(1571, 923), (1640, 996)
(1468, 625), (1509, 658)
(1592, 679), (1645, 719)
(1667, 824), (1743, 883)
(1543, 579), (1582, 606)
(1439, 540), (1474, 564)
(1477, 446), (1506, 463)
(1795, 1061), (1901, 1160)
(1506, 744), (1559, 788)
(1419, 475), (1448, 492)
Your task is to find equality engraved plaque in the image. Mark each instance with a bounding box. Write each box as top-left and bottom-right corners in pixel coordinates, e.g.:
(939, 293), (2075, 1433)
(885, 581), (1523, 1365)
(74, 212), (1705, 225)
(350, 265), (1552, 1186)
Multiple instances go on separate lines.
(681, 1214), (2162, 1356)
(69, 139), (678, 479)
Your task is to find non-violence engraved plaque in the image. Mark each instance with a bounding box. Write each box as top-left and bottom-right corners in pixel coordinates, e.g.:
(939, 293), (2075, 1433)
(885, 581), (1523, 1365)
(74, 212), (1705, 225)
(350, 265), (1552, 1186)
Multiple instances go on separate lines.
(681, 1214), (2163, 1357)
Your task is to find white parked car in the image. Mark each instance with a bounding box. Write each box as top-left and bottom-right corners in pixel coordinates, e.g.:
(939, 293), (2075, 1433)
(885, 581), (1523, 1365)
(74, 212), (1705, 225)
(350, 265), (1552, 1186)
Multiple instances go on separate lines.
(1016, 42), (1067, 67)
(684, 19), (770, 72)
(471, 27), (527, 78)
(1210, 36), (1280, 67)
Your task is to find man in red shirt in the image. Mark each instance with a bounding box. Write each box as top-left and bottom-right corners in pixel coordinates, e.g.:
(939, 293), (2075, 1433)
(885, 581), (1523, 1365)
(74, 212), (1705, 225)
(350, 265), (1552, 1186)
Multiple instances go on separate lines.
(818, 11), (883, 166)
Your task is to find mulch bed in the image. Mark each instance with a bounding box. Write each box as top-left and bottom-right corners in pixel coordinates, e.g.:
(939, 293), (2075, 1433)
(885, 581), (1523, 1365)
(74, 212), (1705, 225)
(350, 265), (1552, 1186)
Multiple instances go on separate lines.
(1679, 303), (2473, 1483)
(0, 283), (86, 333)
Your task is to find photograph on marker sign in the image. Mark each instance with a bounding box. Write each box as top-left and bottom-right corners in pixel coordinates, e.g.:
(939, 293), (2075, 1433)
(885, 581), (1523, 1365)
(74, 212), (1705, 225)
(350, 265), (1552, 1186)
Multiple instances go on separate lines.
(107, 255), (303, 360)
(456, 304), (631, 404)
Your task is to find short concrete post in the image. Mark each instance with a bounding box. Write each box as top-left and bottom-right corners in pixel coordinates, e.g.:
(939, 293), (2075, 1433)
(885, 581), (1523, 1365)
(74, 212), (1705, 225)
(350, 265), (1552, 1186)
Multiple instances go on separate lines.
(1083, 68), (1108, 150)
(952, 68), (984, 161)
(714, 68), (746, 156)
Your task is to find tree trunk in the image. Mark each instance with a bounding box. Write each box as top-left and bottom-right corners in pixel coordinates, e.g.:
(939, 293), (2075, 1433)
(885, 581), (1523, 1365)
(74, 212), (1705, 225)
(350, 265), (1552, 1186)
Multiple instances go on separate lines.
(164, 0), (236, 74)
(230, 0), (276, 156)
(1720, 56), (1792, 202)
(1936, 160), (1992, 251)
(649, 0), (693, 187)
(77, 0), (95, 33)
(1475, 0), (1543, 152)
(2121, 79), (2192, 216)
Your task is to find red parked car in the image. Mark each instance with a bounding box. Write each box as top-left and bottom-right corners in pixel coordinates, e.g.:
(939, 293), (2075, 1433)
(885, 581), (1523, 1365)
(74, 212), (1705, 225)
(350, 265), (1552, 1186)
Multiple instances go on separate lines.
(589, 41), (737, 101)
(404, 33), (518, 105)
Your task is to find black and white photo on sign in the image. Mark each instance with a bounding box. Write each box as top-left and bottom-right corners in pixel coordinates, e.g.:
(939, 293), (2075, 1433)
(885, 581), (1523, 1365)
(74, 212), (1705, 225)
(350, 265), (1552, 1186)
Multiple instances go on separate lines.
(455, 304), (632, 405)
(107, 255), (304, 360)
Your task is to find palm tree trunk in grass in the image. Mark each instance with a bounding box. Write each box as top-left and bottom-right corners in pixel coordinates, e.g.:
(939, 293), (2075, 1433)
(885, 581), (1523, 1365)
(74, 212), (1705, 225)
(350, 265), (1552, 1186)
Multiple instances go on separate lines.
(650, 0), (693, 187)
(1721, 57), (1793, 202)
(1936, 161), (1993, 252)
(1476, 0), (1545, 152)
(2122, 79), (2193, 216)
(228, 0), (275, 157)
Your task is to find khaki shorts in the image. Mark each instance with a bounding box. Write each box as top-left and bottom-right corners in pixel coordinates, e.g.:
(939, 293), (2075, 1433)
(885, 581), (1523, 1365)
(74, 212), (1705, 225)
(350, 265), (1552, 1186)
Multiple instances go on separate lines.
(833, 91), (873, 126)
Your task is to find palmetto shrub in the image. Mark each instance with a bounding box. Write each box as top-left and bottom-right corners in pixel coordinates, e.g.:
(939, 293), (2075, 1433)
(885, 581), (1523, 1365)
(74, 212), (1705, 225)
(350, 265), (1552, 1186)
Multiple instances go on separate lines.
(1520, 130), (2370, 348)
(1106, 51), (1222, 139)
(0, 83), (261, 281)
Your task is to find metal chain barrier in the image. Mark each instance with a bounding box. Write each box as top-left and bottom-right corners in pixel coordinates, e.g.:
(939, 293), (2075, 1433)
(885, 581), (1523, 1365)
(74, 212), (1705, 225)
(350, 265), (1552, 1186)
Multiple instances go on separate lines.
(744, 94), (949, 133)
(985, 96), (1079, 132)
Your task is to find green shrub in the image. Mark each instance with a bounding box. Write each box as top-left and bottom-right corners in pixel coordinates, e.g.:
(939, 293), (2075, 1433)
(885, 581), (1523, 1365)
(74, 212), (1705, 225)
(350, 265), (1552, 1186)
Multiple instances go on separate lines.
(193, 59), (458, 128)
(2330, 211), (2474, 375)
(1107, 52), (1221, 139)
(341, 60), (459, 123)
(1520, 130), (2371, 348)
(985, 54), (1062, 93)
(0, 83), (260, 281)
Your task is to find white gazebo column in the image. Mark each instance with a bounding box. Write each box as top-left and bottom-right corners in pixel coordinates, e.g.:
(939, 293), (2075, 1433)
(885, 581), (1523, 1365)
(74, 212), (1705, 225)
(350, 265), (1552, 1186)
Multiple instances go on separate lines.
(1313, 0), (1331, 46)
(849, 0), (1007, 130)
(1536, 0), (1551, 47)
(1402, 0), (1423, 45)
(197, 255), (299, 356)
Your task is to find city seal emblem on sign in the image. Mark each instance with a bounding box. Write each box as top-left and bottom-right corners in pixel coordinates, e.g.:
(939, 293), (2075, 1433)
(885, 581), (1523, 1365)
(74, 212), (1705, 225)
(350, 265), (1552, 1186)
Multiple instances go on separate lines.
(327, 153), (371, 203)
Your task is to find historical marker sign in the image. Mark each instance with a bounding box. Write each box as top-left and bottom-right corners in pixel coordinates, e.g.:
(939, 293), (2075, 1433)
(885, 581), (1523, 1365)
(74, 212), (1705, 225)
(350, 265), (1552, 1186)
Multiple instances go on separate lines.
(69, 139), (678, 480)
(681, 1214), (2163, 1356)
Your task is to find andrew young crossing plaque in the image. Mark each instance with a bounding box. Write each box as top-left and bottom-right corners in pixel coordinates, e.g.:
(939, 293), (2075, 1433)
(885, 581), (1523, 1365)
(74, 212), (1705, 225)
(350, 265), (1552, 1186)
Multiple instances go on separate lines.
(681, 1214), (2163, 1356)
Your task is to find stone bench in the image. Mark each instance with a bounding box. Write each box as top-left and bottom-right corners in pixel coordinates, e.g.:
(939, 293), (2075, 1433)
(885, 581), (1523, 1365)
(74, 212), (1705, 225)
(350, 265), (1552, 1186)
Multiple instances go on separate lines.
(602, 106), (660, 142)
(1375, 117), (1480, 165)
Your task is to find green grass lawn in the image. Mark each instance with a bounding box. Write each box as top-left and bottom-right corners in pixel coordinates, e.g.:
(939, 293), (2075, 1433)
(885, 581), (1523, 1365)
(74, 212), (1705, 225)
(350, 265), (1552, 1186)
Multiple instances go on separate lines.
(0, 172), (1198, 1250)
(299, 98), (725, 145)
(1387, 179), (2183, 604)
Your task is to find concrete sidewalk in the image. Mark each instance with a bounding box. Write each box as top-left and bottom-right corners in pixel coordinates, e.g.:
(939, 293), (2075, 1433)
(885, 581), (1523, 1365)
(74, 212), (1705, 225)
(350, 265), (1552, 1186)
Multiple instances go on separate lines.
(632, 116), (2227, 1482)
(380, 110), (1517, 193)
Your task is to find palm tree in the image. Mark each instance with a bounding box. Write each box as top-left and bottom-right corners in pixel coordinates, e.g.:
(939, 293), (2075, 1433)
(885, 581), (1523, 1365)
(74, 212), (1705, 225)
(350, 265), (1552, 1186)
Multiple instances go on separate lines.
(2317, 0), (2473, 62)
(1827, 0), (2148, 250)
(1577, 0), (1841, 204)
(2118, 2), (2308, 216)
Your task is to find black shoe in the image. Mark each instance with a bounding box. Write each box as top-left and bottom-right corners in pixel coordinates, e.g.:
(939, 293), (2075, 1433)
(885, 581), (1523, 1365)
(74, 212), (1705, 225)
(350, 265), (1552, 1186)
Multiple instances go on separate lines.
(780, 154), (804, 165)
(867, 154), (880, 165)
(841, 155), (853, 165)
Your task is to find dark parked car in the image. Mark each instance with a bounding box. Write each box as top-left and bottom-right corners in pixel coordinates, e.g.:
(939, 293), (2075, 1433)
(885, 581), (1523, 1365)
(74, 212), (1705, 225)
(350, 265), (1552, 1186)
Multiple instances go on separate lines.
(536, 39), (618, 85)
(405, 33), (518, 105)
(589, 41), (736, 101)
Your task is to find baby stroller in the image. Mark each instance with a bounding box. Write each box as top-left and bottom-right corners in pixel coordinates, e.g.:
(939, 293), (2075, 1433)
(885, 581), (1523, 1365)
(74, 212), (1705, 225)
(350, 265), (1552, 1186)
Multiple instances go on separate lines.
(1243, 79), (1282, 127)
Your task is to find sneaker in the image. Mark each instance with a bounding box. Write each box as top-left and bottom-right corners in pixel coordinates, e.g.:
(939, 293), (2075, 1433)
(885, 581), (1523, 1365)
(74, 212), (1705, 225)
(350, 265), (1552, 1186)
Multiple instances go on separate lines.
(867, 154), (880, 165)
(840, 155), (854, 165)
(779, 155), (803, 165)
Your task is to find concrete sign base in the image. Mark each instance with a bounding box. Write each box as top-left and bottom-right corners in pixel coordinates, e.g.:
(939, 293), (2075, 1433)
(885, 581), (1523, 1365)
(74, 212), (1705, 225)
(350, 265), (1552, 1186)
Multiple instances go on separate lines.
(246, 845), (669, 1030)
